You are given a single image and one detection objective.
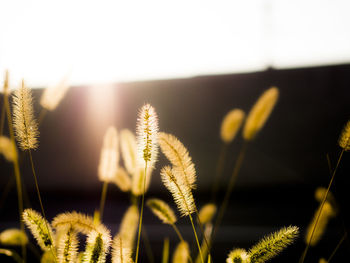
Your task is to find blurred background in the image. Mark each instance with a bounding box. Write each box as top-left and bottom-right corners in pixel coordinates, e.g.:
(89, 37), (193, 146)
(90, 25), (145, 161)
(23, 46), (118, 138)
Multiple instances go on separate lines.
(0, 1), (350, 262)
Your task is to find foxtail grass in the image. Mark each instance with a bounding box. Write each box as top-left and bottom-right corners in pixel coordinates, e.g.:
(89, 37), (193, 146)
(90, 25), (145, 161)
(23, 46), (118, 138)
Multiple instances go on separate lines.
(82, 228), (111, 263)
(249, 226), (299, 263)
(226, 248), (249, 263)
(120, 129), (138, 175)
(111, 236), (133, 263)
(172, 241), (190, 263)
(3, 72), (26, 262)
(56, 226), (79, 263)
(113, 167), (132, 192)
(161, 166), (203, 263)
(162, 238), (169, 263)
(40, 78), (70, 112)
(117, 205), (139, 251)
(299, 121), (348, 263)
(0, 228), (28, 246)
(134, 104), (159, 263)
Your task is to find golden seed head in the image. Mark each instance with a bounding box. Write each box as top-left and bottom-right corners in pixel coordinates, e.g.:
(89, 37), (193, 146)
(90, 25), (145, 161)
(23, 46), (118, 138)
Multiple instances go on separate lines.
(305, 202), (335, 246)
(22, 209), (55, 251)
(198, 203), (217, 225)
(56, 226), (79, 263)
(243, 87), (279, 141)
(0, 136), (17, 162)
(98, 126), (119, 182)
(249, 226), (299, 263)
(12, 80), (39, 150)
(0, 228), (28, 246)
(226, 248), (250, 263)
(40, 78), (70, 111)
(146, 198), (177, 225)
(117, 205), (139, 250)
(160, 166), (196, 217)
(113, 167), (132, 192)
(314, 188), (337, 209)
(120, 129), (138, 175)
(221, 109), (245, 144)
(158, 132), (196, 189)
(172, 241), (190, 263)
(111, 235), (134, 263)
(338, 120), (350, 151)
(82, 228), (111, 263)
(136, 103), (159, 167)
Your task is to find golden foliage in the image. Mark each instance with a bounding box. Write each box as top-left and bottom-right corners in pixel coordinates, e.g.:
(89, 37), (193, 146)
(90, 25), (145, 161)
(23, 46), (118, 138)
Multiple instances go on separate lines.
(172, 241), (190, 263)
(82, 228), (111, 263)
(57, 226), (79, 263)
(220, 109), (245, 144)
(161, 166), (196, 217)
(131, 165), (152, 196)
(111, 235), (134, 263)
(113, 167), (132, 192)
(243, 87), (279, 141)
(117, 205), (139, 250)
(120, 129), (137, 175)
(40, 78), (70, 111)
(198, 203), (217, 225)
(0, 136), (17, 162)
(0, 228), (28, 246)
(305, 202), (335, 246)
(158, 132), (196, 189)
(12, 81), (39, 150)
(146, 198), (177, 225)
(98, 126), (119, 182)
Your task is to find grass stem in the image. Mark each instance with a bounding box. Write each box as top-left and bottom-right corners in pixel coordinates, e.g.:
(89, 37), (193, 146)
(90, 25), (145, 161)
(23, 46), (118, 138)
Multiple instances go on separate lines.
(99, 181), (108, 222)
(328, 232), (347, 263)
(172, 224), (194, 263)
(299, 148), (345, 263)
(189, 213), (204, 263)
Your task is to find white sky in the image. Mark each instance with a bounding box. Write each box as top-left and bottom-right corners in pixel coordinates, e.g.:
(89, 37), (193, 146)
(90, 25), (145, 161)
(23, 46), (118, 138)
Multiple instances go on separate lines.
(0, 0), (350, 87)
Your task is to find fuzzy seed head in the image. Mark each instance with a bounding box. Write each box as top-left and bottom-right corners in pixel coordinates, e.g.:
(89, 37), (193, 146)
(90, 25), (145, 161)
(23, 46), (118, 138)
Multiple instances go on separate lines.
(0, 136), (17, 162)
(98, 126), (119, 182)
(57, 226), (79, 263)
(305, 202), (335, 246)
(120, 129), (137, 175)
(243, 87), (279, 141)
(0, 228), (28, 246)
(117, 205), (139, 249)
(146, 198), (177, 225)
(338, 120), (350, 151)
(314, 188), (337, 209)
(12, 81), (39, 150)
(113, 167), (131, 192)
(198, 203), (217, 225)
(82, 228), (111, 263)
(158, 132), (196, 189)
(40, 79), (70, 111)
(226, 248), (250, 263)
(161, 166), (196, 217)
(221, 109), (245, 143)
(136, 104), (159, 167)
(131, 165), (153, 196)
(22, 209), (55, 251)
(172, 241), (190, 263)
(111, 235), (133, 263)
(249, 226), (299, 263)
(52, 211), (105, 236)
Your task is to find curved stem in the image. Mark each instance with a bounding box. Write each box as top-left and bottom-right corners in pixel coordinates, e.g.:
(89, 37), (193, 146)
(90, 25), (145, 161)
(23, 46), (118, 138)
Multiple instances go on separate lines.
(28, 150), (57, 263)
(299, 149), (345, 263)
(4, 87), (26, 263)
(210, 143), (228, 202)
(172, 224), (194, 263)
(212, 142), (248, 244)
(135, 162), (148, 263)
(99, 181), (108, 222)
(327, 232), (347, 263)
(189, 214), (204, 263)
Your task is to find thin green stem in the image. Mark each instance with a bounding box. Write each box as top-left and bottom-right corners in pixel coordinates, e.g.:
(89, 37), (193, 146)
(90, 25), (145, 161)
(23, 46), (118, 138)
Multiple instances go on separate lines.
(211, 142), (248, 244)
(327, 232), (347, 263)
(194, 210), (213, 263)
(135, 162), (148, 263)
(4, 88), (26, 263)
(172, 224), (194, 263)
(99, 181), (108, 222)
(141, 226), (155, 263)
(299, 149), (345, 263)
(189, 213), (204, 263)
(210, 143), (228, 202)
(28, 150), (57, 263)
